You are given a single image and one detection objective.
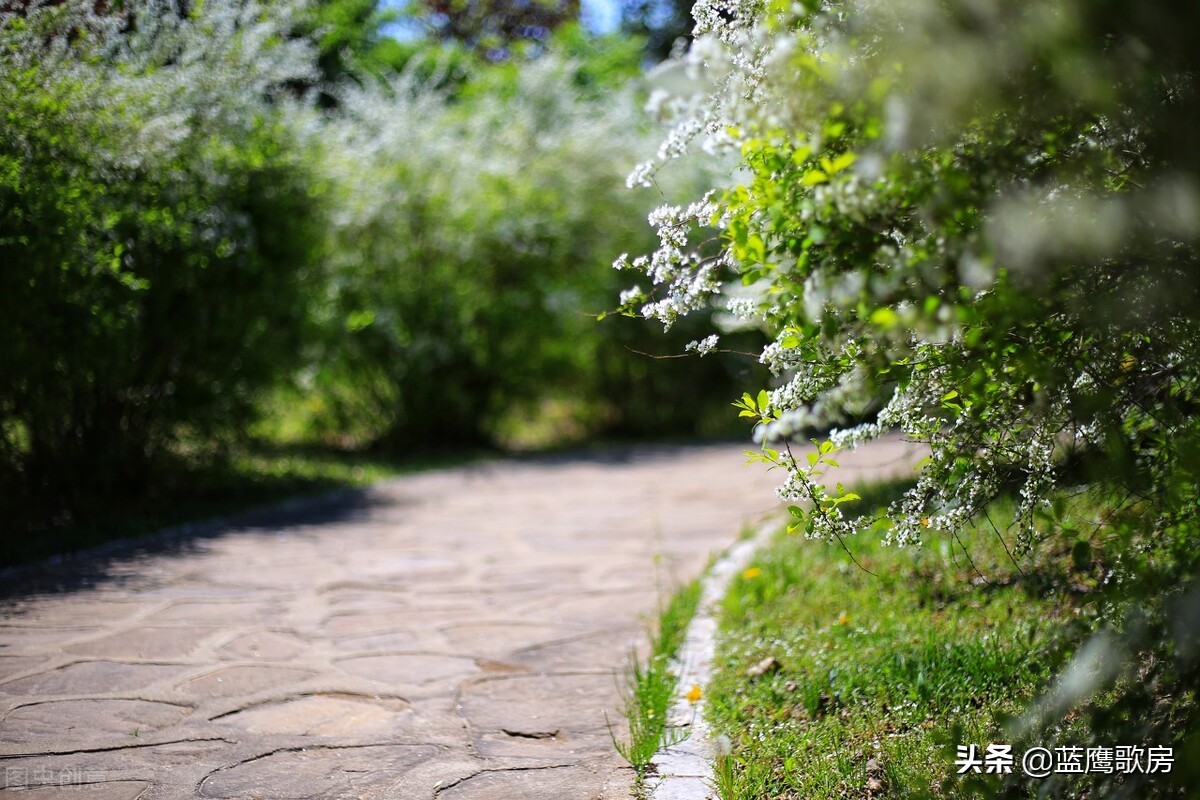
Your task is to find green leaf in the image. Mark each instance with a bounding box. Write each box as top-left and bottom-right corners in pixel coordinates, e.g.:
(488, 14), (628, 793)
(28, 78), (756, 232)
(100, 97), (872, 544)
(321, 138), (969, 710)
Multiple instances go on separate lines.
(870, 307), (898, 327)
(800, 169), (828, 186)
(744, 235), (767, 264)
(346, 309), (376, 332)
(829, 151), (857, 173)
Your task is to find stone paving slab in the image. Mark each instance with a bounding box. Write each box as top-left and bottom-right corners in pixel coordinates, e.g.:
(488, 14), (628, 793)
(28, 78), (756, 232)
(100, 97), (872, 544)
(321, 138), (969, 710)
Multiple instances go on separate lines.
(0, 439), (915, 798)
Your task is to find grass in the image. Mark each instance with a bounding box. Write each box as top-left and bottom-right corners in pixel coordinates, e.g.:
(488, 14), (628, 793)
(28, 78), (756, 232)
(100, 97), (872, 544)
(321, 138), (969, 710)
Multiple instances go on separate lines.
(610, 578), (703, 792)
(703, 479), (1098, 800)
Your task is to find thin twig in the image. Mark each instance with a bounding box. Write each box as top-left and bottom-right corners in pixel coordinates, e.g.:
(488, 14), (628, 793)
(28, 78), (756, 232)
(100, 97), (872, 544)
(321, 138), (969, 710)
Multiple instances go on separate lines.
(952, 527), (994, 588)
(983, 506), (1026, 579)
(781, 440), (878, 578)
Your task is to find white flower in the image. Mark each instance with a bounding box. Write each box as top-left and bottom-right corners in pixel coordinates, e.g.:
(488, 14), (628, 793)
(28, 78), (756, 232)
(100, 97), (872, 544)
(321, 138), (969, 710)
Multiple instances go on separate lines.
(686, 334), (720, 355)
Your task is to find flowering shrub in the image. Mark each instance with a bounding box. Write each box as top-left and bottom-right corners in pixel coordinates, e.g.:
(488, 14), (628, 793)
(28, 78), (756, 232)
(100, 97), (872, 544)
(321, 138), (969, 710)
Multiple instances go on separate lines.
(622, 2), (1200, 791)
(297, 45), (756, 447)
(1, 0), (756, 535)
(621, 0), (1200, 552)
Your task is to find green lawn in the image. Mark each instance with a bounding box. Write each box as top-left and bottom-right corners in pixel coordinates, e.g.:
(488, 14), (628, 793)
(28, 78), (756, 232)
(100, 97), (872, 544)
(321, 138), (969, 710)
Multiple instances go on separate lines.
(705, 482), (1107, 800)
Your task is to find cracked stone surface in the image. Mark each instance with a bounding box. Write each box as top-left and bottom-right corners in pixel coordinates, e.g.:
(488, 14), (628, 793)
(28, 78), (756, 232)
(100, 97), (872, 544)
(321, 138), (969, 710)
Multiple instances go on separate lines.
(0, 440), (914, 798)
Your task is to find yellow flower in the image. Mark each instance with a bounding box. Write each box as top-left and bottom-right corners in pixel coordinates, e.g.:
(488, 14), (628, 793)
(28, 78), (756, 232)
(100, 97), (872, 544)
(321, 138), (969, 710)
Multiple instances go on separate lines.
(920, 517), (931, 528)
(836, 612), (850, 626)
(686, 684), (703, 704)
(742, 567), (763, 580)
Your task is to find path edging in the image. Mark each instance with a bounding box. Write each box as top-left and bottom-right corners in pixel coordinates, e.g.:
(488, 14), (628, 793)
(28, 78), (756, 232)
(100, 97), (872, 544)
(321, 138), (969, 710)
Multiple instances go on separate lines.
(645, 522), (776, 800)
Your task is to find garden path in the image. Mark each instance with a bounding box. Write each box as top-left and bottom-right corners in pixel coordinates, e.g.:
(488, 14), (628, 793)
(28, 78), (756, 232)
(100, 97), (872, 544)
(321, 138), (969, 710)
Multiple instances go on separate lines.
(0, 438), (916, 799)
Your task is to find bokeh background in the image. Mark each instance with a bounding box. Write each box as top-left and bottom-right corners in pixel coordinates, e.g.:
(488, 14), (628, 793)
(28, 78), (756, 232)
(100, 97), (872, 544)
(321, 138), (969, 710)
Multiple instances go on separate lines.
(0, 0), (766, 563)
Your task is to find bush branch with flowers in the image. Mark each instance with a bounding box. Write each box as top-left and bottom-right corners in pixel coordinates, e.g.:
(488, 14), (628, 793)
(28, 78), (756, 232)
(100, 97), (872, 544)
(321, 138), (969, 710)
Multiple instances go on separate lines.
(620, 0), (1200, 791)
(621, 0), (1199, 567)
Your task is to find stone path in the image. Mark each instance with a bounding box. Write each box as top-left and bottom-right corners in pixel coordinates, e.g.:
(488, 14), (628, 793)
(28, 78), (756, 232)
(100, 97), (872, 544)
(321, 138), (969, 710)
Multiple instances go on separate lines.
(0, 439), (916, 799)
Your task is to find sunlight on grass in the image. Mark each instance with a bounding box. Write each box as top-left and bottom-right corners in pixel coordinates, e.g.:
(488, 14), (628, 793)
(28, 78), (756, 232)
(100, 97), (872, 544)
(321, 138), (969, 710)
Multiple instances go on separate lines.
(610, 579), (702, 793)
(706, 480), (1088, 800)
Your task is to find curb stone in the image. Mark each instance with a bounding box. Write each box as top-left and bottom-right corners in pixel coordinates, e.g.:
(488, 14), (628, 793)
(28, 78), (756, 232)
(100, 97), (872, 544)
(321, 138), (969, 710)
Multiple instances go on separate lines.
(646, 523), (776, 800)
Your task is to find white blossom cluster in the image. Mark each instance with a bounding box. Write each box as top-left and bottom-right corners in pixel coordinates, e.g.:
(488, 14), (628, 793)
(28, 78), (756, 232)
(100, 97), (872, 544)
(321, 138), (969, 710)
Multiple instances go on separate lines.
(686, 334), (721, 355)
(3, 0), (317, 172)
(613, 193), (729, 328)
(616, 0), (1154, 550)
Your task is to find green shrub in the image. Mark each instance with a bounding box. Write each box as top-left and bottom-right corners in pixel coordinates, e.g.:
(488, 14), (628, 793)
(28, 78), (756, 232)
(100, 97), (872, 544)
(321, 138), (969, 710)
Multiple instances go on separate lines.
(0, 0), (324, 527)
(299, 43), (762, 450)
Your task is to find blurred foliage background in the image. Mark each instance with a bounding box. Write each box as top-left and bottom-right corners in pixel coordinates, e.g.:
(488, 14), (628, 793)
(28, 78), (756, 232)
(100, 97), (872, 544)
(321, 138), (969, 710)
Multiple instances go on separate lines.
(0, 0), (761, 562)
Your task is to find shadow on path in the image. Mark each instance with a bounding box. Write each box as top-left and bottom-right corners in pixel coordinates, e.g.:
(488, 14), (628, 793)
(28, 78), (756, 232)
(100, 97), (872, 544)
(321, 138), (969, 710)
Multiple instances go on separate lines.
(0, 487), (385, 601)
(0, 440), (748, 602)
